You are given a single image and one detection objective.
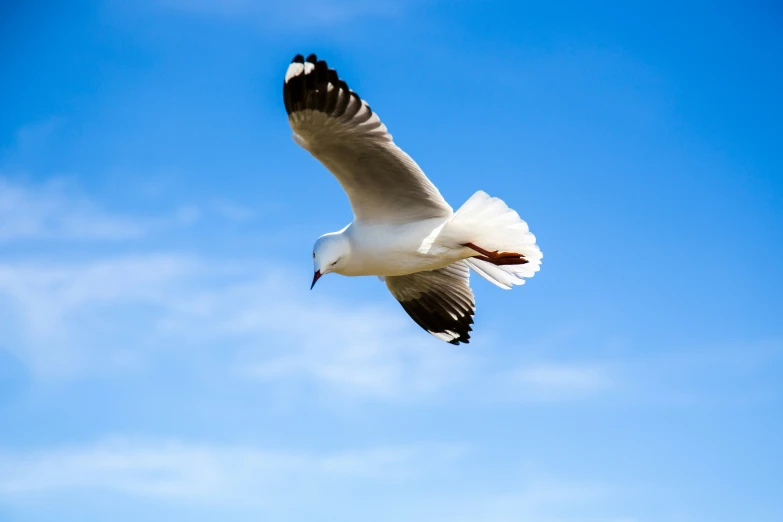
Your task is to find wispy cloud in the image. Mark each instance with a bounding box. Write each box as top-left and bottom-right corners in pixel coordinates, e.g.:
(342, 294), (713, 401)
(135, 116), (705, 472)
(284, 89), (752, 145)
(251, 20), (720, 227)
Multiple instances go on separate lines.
(0, 176), (144, 242)
(10, 240), (772, 405)
(0, 252), (470, 399)
(0, 438), (463, 507)
(504, 363), (612, 402)
(0, 172), (469, 395)
(0, 254), (200, 375)
(0, 438), (637, 522)
(169, 200), (257, 226)
(211, 200), (256, 222)
(0, 174), (259, 243)
(7, 174), (769, 408)
(496, 338), (783, 407)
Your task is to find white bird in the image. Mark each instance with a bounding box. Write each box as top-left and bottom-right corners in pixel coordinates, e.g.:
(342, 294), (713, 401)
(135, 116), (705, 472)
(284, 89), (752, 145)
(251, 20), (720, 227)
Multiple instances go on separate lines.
(284, 54), (542, 344)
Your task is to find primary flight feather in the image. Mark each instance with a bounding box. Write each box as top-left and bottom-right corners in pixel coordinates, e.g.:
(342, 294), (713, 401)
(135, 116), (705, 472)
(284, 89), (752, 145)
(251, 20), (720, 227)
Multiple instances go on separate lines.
(284, 53), (542, 344)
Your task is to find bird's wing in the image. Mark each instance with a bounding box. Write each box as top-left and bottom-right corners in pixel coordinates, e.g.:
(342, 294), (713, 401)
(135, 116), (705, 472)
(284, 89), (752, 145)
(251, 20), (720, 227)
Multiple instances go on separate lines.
(283, 54), (453, 224)
(385, 261), (475, 344)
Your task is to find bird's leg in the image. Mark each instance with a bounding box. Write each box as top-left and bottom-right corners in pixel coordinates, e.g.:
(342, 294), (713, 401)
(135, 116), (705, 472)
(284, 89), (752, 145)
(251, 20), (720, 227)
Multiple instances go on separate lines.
(462, 242), (528, 266)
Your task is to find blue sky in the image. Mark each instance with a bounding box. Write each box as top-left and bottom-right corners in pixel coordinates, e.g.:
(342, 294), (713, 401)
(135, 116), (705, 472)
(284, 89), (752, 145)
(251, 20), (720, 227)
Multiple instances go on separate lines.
(1, 1), (782, 521)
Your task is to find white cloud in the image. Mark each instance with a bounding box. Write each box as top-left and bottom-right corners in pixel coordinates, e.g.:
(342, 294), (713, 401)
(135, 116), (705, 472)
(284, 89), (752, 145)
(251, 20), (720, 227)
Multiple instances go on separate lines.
(0, 439), (638, 522)
(0, 438), (462, 507)
(0, 174), (467, 398)
(0, 253), (469, 399)
(0, 254), (200, 375)
(0, 174), (623, 405)
(0, 171), (257, 244)
(504, 363), (612, 402)
(0, 173), (464, 395)
(8, 170), (758, 407)
(226, 285), (470, 399)
(0, 176), (144, 242)
(155, 264), (472, 399)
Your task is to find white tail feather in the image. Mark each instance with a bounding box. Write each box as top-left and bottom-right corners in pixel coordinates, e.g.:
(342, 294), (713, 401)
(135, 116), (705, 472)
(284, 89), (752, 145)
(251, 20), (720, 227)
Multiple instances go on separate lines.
(451, 190), (543, 288)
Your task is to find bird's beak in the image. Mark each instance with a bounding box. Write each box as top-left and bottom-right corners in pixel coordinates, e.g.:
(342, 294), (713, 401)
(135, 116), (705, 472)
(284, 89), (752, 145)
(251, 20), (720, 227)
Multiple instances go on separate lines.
(310, 269), (322, 290)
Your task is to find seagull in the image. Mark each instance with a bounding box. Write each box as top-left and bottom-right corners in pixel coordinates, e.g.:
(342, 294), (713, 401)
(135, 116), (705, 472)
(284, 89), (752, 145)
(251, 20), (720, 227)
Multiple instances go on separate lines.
(283, 54), (542, 344)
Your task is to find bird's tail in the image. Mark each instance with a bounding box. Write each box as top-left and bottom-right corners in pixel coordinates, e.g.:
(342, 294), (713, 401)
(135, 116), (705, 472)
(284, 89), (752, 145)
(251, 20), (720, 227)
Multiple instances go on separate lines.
(450, 190), (542, 289)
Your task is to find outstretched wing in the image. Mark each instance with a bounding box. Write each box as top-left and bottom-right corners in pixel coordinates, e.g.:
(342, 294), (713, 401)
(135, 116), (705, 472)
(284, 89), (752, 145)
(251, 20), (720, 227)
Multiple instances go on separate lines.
(385, 261), (475, 344)
(283, 54), (453, 225)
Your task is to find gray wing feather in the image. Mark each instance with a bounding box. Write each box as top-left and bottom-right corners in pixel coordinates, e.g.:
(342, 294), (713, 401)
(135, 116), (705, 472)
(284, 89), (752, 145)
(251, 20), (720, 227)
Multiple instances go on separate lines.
(283, 54), (453, 224)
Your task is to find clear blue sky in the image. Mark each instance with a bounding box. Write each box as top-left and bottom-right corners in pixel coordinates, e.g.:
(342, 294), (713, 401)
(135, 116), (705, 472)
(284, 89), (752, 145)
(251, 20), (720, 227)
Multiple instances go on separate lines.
(1, 1), (782, 521)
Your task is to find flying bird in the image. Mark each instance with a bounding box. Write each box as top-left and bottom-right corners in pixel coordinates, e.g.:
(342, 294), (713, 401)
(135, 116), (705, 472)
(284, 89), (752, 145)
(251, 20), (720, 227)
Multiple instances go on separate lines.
(283, 54), (542, 344)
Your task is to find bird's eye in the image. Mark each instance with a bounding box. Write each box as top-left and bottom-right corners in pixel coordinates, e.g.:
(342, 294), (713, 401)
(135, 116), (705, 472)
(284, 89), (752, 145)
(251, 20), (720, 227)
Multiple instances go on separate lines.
(330, 261), (338, 267)
(312, 252), (315, 259)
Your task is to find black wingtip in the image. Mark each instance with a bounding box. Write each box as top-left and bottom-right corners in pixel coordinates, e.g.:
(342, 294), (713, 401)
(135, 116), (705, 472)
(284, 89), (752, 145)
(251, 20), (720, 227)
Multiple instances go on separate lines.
(448, 334), (471, 345)
(450, 333), (471, 345)
(283, 53), (379, 125)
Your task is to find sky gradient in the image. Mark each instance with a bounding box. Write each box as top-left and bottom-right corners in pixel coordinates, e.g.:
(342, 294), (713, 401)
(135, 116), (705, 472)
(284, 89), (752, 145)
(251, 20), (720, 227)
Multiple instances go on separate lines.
(1, 1), (782, 521)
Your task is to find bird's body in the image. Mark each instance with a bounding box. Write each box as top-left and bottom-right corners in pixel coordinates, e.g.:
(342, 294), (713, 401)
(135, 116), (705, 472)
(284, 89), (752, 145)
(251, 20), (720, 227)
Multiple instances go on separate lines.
(334, 218), (468, 277)
(283, 54), (543, 344)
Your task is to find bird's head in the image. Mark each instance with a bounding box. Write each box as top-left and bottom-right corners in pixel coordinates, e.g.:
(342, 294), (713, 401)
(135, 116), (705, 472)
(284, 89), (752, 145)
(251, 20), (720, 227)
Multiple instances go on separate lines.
(311, 233), (350, 289)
